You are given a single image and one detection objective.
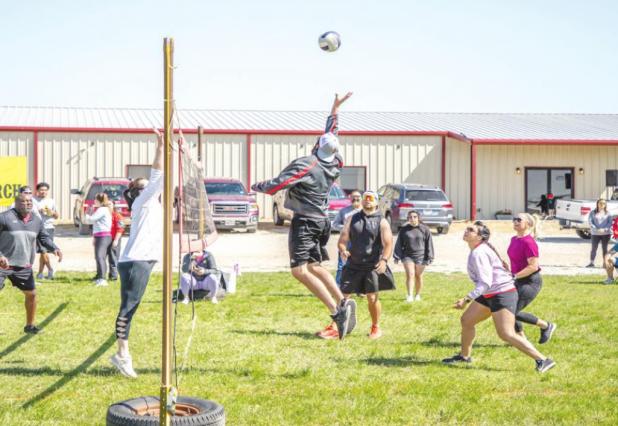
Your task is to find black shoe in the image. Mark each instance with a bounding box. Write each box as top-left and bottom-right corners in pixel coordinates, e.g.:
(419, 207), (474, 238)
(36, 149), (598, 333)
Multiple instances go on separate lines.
(344, 298), (357, 335)
(586, 262), (595, 268)
(108, 276), (118, 281)
(331, 304), (351, 340)
(24, 325), (41, 334)
(539, 322), (557, 344)
(442, 354), (472, 364)
(535, 358), (556, 373)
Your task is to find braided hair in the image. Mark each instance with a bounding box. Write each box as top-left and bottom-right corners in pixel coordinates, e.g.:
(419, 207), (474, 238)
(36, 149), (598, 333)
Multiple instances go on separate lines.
(473, 221), (510, 271)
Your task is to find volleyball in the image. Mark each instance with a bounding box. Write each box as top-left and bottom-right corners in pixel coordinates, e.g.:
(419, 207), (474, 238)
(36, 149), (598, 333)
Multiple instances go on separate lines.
(318, 31), (341, 52)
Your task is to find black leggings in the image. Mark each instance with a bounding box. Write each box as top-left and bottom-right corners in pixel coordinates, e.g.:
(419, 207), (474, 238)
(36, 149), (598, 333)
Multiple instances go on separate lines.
(115, 260), (155, 340)
(590, 235), (611, 262)
(514, 271), (543, 333)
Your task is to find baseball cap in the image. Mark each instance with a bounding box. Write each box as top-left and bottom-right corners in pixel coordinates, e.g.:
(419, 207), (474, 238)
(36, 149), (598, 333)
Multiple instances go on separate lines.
(316, 132), (339, 162)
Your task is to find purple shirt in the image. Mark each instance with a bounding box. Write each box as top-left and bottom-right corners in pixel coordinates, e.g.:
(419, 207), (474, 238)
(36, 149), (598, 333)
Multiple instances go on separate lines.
(507, 235), (539, 275)
(466, 243), (515, 300)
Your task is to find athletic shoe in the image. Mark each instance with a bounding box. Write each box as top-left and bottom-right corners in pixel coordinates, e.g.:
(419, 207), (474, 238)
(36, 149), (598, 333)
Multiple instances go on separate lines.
(211, 296), (219, 304)
(603, 278), (615, 285)
(344, 298), (357, 335)
(535, 358), (556, 373)
(415, 294), (422, 302)
(36, 273), (44, 280)
(539, 322), (557, 344)
(586, 262), (595, 268)
(315, 324), (339, 340)
(442, 354), (472, 364)
(46, 268), (54, 280)
(24, 325), (41, 334)
(182, 297), (190, 305)
(108, 276), (118, 282)
(95, 279), (109, 287)
(368, 324), (382, 340)
(110, 354), (138, 378)
(331, 304), (351, 340)
(405, 295), (414, 303)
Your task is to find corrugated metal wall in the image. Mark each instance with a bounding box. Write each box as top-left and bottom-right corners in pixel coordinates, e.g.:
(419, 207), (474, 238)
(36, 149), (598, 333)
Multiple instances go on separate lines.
(445, 137), (471, 220)
(475, 144), (618, 219)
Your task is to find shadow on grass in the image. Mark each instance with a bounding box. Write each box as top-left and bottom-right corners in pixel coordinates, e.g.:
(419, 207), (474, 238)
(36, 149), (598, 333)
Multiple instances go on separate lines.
(21, 333), (116, 409)
(420, 337), (505, 349)
(363, 356), (437, 367)
(0, 303), (68, 360)
(232, 329), (316, 340)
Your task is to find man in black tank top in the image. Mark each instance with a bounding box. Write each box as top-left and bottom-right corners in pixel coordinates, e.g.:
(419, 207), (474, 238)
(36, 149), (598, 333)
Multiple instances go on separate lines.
(338, 191), (395, 339)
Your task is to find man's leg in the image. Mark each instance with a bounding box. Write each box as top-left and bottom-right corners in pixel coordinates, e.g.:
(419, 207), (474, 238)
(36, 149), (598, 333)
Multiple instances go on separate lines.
(307, 262), (344, 304)
(291, 264), (338, 314)
(24, 290), (36, 326)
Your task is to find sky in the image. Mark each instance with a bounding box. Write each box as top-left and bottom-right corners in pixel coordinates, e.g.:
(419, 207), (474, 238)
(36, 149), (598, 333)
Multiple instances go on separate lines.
(2, 0), (618, 113)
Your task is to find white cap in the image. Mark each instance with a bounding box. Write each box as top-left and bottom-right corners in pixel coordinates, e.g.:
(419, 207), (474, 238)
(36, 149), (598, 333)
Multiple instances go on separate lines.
(317, 132), (339, 162)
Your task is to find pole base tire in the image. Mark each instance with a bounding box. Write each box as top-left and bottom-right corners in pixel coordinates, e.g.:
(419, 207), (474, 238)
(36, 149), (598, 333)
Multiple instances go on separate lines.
(106, 396), (225, 426)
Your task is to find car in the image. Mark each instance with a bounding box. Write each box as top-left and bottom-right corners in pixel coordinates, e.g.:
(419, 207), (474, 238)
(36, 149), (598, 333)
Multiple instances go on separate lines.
(202, 178), (259, 233)
(377, 183), (453, 234)
(272, 183), (351, 228)
(71, 177), (131, 235)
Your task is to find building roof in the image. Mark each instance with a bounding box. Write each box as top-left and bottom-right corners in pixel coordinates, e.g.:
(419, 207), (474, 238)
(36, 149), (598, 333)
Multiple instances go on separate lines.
(1, 105), (618, 141)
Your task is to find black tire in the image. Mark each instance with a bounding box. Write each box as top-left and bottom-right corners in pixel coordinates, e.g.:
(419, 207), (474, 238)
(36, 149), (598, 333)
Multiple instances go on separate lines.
(273, 205), (284, 226)
(106, 396), (225, 426)
(78, 221), (91, 236)
(576, 229), (592, 239)
(247, 226), (257, 233)
(437, 226), (450, 235)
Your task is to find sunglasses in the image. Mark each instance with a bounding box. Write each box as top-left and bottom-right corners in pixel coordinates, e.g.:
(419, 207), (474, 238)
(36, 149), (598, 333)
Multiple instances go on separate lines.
(363, 195), (377, 202)
(512, 218), (523, 223)
(351, 197), (361, 201)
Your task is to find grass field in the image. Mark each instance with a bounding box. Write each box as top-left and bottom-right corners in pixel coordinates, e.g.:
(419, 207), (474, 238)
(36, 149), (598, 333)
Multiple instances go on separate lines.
(1, 271), (617, 425)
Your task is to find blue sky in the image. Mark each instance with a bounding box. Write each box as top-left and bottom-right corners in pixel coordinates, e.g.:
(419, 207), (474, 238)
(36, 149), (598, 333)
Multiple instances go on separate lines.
(2, 0), (617, 113)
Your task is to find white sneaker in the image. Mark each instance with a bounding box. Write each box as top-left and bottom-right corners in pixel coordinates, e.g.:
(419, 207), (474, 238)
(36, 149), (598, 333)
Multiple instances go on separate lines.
(47, 268), (55, 280)
(95, 279), (109, 287)
(415, 294), (422, 301)
(182, 297), (190, 305)
(211, 296), (219, 304)
(405, 295), (414, 303)
(603, 278), (615, 285)
(110, 354), (137, 378)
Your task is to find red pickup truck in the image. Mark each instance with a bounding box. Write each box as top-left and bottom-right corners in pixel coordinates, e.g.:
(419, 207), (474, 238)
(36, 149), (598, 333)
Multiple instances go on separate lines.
(204, 178), (259, 233)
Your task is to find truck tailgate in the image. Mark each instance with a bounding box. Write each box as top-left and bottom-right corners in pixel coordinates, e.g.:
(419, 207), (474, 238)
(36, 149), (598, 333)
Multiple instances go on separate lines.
(555, 199), (594, 223)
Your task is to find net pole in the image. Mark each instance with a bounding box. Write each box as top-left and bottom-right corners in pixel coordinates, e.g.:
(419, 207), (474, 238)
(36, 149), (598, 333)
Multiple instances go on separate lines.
(160, 36), (174, 426)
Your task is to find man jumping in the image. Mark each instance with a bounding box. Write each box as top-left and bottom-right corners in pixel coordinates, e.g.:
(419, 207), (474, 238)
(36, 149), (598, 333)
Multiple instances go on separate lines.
(251, 92), (356, 340)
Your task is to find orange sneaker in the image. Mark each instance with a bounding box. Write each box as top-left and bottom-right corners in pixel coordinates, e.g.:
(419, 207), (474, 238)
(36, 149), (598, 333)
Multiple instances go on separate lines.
(368, 324), (382, 340)
(315, 323), (339, 340)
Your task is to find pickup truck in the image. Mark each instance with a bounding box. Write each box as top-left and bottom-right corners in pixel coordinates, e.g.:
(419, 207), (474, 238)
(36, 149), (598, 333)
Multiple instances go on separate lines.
(555, 191), (618, 239)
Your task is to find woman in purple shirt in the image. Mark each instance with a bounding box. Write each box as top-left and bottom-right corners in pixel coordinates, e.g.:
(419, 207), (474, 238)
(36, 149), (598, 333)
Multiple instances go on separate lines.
(508, 213), (556, 344)
(442, 221), (555, 373)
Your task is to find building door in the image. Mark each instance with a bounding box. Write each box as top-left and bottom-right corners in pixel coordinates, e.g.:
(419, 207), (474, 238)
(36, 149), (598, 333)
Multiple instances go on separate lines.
(525, 167), (574, 213)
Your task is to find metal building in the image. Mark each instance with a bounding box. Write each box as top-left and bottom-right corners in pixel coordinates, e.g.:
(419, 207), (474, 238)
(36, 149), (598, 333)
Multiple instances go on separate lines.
(1, 106), (618, 222)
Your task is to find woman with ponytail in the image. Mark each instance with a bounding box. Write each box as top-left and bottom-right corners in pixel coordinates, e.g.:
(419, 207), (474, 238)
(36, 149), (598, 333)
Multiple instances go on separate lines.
(85, 193), (113, 287)
(442, 221), (555, 373)
(508, 213), (556, 343)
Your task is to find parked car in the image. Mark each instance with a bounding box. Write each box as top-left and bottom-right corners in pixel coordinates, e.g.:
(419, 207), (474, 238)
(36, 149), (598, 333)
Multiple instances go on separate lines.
(272, 183), (351, 228)
(71, 177), (131, 235)
(377, 183), (453, 234)
(202, 178), (259, 233)
(555, 190), (618, 239)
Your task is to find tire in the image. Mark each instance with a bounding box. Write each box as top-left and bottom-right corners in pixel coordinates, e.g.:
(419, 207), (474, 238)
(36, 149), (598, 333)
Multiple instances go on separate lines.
(78, 221), (91, 236)
(273, 205), (284, 226)
(247, 226), (257, 233)
(106, 396), (225, 426)
(576, 229), (592, 239)
(437, 226), (450, 235)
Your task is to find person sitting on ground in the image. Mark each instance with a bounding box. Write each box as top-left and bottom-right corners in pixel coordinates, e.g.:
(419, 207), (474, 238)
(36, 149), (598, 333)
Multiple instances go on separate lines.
(180, 250), (222, 304)
(603, 241), (618, 285)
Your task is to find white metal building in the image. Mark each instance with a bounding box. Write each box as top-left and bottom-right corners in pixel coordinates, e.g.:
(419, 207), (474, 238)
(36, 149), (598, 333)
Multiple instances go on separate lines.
(1, 106), (618, 222)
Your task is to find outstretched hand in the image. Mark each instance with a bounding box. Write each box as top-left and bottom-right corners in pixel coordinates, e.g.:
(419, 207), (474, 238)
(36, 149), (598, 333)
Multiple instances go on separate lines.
(334, 92), (353, 108)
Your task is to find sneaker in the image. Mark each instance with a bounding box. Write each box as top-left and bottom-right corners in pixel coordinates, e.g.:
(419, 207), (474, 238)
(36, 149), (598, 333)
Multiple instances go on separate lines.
(46, 268), (54, 280)
(535, 358), (556, 373)
(331, 304), (351, 340)
(24, 325), (41, 334)
(108, 276), (118, 282)
(211, 296), (219, 304)
(344, 298), (357, 335)
(414, 294), (422, 302)
(110, 353), (138, 378)
(603, 278), (615, 285)
(405, 295), (414, 303)
(539, 322), (557, 344)
(586, 262), (595, 268)
(315, 324), (339, 340)
(36, 273), (44, 280)
(95, 279), (109, 287)
(442, 353), (472, 364)
(368, 324), (383, 340)
(182, 297), (190, 305)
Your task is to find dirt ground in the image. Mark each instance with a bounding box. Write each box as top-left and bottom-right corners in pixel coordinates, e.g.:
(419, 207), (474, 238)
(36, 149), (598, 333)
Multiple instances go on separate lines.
(50, 220), (611, 279)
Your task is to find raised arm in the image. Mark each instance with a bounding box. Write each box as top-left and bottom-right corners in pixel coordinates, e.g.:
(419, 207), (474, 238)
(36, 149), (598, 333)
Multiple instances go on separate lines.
(251, 157), (317, 195)
(330, 92), (353, 116)
(152, 128), (164, 171)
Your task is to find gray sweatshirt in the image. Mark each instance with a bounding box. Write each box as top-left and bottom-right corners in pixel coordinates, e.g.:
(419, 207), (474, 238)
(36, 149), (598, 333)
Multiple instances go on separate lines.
(588, 211), (613, 236)
(466, 243), (515, 300)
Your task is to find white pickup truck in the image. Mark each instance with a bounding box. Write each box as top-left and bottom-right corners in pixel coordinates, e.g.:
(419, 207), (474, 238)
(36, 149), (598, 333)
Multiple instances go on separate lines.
(556, 192), (618, 239)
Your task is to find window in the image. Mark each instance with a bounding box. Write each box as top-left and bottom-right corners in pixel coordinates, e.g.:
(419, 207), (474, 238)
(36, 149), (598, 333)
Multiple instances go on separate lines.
(405, 190), (447, 202)
(329, 185), (346, 199)
(204, 182), (246, 195)
(339, 167), (366, 192)
(88, 183), (129, 201)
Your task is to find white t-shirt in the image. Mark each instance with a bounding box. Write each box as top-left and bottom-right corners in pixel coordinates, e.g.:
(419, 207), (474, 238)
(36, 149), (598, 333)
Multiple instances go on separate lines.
(119, 168), (163, 263)
(35, 197), (57, 229)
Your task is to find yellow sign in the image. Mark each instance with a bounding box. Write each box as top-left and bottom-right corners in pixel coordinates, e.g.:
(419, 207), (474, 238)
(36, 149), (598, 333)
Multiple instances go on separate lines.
(0, 157), (28, 206)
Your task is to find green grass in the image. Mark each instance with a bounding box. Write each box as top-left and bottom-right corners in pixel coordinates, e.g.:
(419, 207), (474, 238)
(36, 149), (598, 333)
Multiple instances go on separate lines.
(1, 271), (617, 425)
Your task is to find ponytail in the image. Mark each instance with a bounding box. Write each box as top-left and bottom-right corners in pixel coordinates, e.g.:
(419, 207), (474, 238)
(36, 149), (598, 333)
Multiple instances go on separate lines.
(473, 220), (510, 271)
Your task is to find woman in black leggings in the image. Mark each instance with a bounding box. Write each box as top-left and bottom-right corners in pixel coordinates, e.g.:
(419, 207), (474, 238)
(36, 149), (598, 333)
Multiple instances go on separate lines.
(507, 213), (556, 344)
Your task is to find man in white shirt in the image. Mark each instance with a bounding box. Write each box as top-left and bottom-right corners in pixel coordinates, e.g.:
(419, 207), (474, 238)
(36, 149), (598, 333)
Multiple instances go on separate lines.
(110, 131), (163, 378)
(34, 182), (60, 280)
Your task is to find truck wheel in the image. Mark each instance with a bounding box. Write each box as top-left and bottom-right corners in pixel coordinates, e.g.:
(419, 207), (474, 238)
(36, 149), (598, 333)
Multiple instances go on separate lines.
(78, 221), (91, 236)
(576, 230), (592, 239)
(273, 205), (284, 226)
(247, 226), (257, 233)
(437, 226), (449, 235)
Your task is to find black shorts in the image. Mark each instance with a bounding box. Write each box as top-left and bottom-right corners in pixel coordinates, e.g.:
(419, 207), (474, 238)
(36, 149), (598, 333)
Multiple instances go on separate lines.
(0, 267), (36, 292)
(37, 228), (55, 254)
(288, 215), (331, 268)
(401, 255), (428, 265)
(475, 290), (518, 314)
(340, 265), (396, 295)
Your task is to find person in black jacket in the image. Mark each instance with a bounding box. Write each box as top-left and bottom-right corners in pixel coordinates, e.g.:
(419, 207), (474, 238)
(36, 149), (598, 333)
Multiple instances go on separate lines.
(0, 193), (62, 334)
(394, 210), (434, 302)
(251, 92), (356, 340)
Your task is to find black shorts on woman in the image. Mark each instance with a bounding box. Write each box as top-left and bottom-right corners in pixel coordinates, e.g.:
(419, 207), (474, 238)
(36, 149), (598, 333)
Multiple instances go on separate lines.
(474, 289), (518, 314)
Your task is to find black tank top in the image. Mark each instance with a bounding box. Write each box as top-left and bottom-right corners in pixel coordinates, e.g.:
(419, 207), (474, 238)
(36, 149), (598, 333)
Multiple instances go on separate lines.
(348, 210), (383, 270)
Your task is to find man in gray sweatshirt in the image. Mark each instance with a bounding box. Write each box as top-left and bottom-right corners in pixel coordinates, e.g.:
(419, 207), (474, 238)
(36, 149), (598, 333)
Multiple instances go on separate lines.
(0, 193), (62, 334)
